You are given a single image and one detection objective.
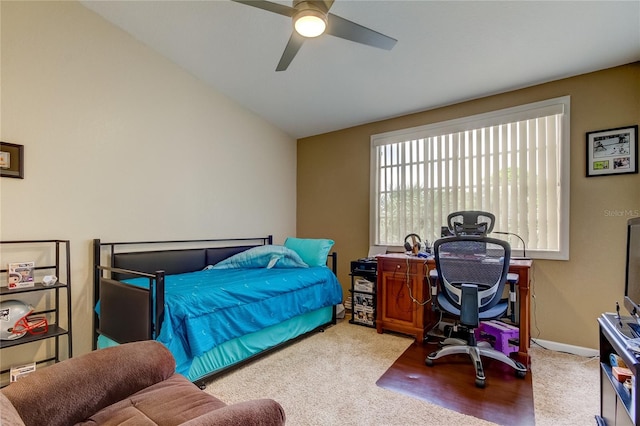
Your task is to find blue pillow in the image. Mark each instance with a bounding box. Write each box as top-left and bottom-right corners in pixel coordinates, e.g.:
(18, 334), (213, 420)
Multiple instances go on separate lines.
(284, 237), (334, 267)
(211, 245), (308, 269)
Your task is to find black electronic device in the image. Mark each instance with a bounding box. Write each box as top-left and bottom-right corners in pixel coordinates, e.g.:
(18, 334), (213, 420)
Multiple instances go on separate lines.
(351, 259), (377, 273)
(623, 217), (640, 323)
(441, 226), (454, 238)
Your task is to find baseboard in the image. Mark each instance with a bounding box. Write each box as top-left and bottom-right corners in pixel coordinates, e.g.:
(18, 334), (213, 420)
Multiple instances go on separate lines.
(530, 338), (598, 358)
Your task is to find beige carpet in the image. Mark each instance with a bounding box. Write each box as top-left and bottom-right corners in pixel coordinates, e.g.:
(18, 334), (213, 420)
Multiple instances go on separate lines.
(204, 319), (599, 425)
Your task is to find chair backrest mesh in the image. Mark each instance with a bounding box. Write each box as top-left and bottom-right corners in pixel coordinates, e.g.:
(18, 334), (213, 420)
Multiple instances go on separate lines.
(434, 236), (510, 312)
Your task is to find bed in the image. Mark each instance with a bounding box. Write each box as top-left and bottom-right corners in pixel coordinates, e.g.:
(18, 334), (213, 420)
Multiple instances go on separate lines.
(92, 235), (343, 388)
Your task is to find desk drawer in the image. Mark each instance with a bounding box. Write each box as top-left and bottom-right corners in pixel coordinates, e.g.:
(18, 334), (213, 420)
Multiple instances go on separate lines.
(378, 257), (429, 275)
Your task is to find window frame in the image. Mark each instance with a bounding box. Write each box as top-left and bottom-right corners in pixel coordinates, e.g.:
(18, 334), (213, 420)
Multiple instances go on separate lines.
(369, 96), (571, 260)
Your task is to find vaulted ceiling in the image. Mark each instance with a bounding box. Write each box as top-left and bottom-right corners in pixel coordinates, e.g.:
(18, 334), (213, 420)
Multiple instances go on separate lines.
(82, 1), (640, 139)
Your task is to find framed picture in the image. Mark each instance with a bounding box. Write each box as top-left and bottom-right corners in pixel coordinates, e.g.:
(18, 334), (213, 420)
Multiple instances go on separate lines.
(0, 142), (24, 179)
(586, 125), (638, 177)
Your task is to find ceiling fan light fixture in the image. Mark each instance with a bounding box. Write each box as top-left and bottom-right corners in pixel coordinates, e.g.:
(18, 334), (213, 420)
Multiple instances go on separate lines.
(293, 9), (327, 38)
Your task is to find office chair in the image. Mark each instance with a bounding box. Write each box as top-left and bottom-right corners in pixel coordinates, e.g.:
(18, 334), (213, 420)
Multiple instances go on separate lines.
(425, 235), (527, 388)
(447, 210), (495, 236)
(445, 210), (519, 320)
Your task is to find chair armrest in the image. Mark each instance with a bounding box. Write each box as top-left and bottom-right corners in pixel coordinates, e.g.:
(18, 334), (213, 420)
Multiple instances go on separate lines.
(181, 399), (286, 426)
(2, 341), (175, 426)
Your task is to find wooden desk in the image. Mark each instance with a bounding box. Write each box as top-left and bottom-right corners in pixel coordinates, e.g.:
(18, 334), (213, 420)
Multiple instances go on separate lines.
(376, 254), (533, 361)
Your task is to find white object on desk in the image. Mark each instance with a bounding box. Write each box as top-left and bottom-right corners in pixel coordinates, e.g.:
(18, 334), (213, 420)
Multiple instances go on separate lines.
(42, 275), (57, 287)
(368, 246), (387, 258)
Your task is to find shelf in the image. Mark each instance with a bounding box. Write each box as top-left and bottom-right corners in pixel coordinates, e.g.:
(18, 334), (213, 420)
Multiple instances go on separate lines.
(349, 319), (376, 328)
(602, 362), (634, 415)
(0, 240), (73, 385)
(350, 260), (377, 329)
(349, 289), (375, 295)
(0, 325), (69, 349)
(0, 282), (68, 295)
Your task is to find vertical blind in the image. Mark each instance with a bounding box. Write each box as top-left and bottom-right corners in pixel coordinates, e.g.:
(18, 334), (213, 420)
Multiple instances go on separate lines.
(370, 97), (570, 259)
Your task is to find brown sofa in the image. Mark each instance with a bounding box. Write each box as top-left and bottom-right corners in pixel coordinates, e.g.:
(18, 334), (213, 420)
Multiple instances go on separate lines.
(0, 341), (285, 426)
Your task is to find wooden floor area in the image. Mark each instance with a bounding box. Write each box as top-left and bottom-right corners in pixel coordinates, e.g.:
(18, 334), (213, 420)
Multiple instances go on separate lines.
(376, 341), (535, 426)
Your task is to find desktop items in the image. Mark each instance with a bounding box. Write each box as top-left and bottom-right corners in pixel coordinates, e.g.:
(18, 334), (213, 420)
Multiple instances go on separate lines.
(403, 234), (431, 257)
(493, 231), (528, 259)
(441, 226), (453, 237)
(403, 233), (423, 255)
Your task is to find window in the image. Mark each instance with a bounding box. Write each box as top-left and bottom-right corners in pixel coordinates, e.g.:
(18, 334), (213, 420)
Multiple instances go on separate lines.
(370, 96), (570, 260)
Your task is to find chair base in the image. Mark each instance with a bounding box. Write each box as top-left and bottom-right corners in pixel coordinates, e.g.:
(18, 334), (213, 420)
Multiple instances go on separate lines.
(425, 343), (527, 388)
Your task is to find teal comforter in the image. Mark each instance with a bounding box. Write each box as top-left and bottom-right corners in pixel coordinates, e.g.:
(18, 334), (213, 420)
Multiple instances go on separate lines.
(125, 265), (342, 374)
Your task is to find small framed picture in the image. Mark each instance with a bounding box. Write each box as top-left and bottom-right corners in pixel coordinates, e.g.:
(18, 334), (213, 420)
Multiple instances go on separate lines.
(586, 125), (638, 177)
(0, 142), (24, 179)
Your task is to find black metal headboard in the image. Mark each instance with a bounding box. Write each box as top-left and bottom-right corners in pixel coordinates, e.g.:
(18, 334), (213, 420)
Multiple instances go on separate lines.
(110, 245), (259, 281)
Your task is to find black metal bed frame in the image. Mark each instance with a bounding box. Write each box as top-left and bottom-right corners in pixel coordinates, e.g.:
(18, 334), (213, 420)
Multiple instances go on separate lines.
(92, 235), (338, 387)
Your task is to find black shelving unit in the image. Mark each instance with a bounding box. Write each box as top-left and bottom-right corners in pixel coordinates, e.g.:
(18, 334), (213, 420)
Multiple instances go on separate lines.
(599, 312), (639, 426)
(0, 240), (72, 386)
(349, 259), (377, 328)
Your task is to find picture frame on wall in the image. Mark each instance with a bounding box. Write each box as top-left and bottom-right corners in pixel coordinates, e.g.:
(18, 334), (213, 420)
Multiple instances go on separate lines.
(586, 125), (638, 177)
(0, 142), (24, 179)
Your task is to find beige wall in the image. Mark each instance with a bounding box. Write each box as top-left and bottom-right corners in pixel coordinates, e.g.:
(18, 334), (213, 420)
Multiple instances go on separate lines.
(1, 1), (297, 357)
(297, 62), (640, 350)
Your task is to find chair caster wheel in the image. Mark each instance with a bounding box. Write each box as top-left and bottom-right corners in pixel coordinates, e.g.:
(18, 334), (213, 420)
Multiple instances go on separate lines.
(475, 378), (485, 388)
(425, 357), (434, 366)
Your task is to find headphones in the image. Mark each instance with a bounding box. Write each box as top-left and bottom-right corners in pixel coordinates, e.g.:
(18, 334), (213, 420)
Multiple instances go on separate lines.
(404, 233), (423, 254)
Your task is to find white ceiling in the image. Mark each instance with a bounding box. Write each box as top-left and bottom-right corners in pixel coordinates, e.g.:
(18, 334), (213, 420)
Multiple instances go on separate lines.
(81, 0), (640, 139)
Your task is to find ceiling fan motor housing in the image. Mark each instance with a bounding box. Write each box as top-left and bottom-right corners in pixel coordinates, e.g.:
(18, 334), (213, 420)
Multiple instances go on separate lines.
(293, 0), (329, 14)
(293, 0), (329, 37)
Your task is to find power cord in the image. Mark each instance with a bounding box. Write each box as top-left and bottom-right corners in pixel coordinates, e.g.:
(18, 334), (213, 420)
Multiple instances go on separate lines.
(404, 257), (431, 306)
(390, 257), (432, 311)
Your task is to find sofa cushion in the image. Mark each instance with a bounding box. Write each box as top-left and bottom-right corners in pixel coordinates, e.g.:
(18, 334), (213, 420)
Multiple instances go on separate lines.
(180, 399), (287, 426)
(79, 374), (227, 425)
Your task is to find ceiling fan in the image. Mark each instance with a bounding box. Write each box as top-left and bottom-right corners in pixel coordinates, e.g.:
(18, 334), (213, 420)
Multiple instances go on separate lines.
(231, 0), (397, 71)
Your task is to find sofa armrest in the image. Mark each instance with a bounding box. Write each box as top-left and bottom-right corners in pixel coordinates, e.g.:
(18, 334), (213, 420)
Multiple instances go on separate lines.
(2, 341), (175, 426)
(0, 393), (25, 426)
(181, 399), (286, 426)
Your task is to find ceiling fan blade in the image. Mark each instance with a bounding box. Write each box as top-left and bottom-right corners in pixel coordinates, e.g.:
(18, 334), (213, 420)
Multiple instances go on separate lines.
(326, 13), (397, 50)
(231, 0), (295, 17)
(276, 32), (306, 71)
